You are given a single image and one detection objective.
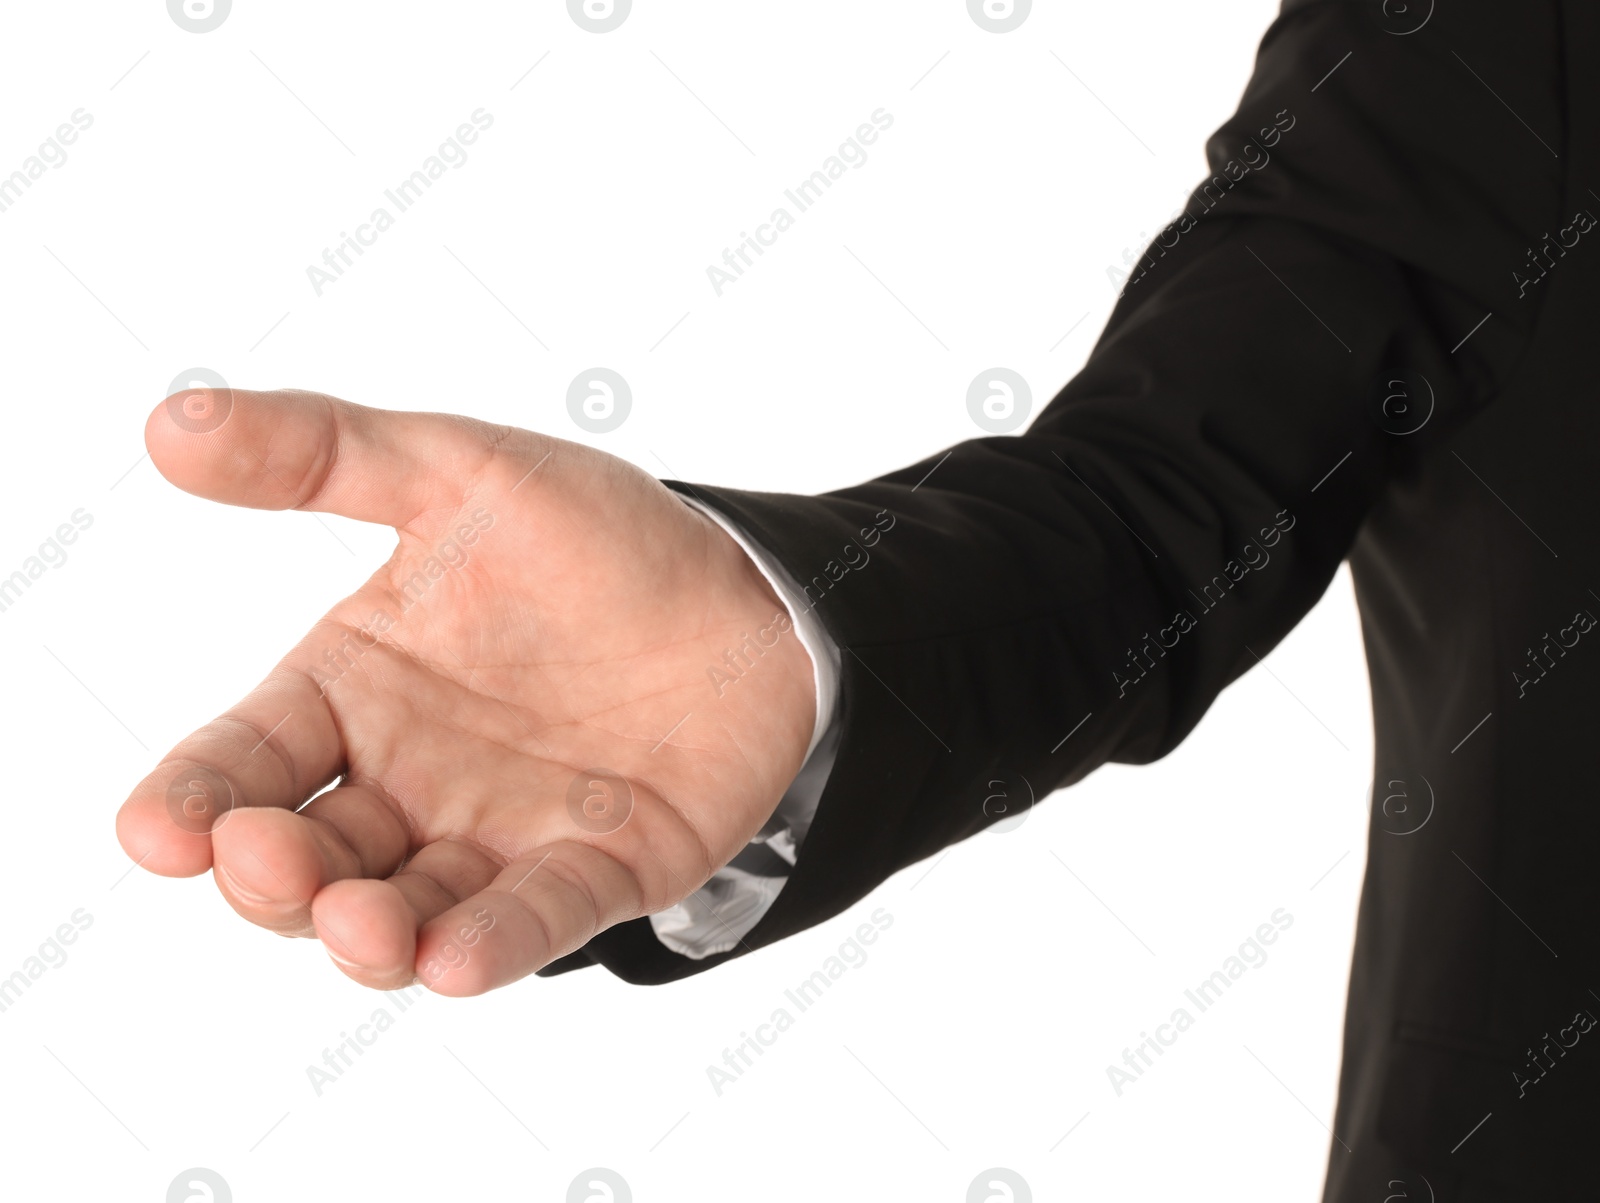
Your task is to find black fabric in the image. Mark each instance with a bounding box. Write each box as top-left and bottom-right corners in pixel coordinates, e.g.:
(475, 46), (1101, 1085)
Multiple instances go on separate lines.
(541, 2), (1600, 1196)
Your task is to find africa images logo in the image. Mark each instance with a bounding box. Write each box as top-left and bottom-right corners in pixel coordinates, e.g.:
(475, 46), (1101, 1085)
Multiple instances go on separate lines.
(168, 0), (231, 33)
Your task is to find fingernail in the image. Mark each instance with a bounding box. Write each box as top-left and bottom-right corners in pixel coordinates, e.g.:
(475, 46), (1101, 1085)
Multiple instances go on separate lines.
(215, 862), (275, 907)
(324, 946), (366, 973)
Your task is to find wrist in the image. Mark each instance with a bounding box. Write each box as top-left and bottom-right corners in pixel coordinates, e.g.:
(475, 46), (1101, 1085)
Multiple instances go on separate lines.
(692, 503), (819, 778)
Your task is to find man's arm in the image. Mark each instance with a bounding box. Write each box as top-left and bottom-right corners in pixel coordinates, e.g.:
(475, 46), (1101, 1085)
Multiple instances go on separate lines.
(114, 0), (1561, 996)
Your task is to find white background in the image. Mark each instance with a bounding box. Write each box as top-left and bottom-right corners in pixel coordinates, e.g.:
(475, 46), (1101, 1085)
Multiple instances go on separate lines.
(0, 1), (1376, 1200)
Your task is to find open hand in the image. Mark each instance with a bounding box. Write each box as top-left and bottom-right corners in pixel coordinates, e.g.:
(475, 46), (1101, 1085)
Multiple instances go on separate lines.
(115, 388), (815, 995)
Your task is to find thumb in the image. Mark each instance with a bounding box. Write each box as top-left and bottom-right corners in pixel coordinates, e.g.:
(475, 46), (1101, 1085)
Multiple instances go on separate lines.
(145, 387), (532, 531)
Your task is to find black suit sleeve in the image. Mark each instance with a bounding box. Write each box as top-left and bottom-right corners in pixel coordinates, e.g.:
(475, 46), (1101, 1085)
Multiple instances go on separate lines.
(542, 0), (1564, 984)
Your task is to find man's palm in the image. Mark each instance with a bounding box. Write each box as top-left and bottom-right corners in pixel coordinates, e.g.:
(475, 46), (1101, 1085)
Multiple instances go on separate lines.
(116, 389), (815, 995)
